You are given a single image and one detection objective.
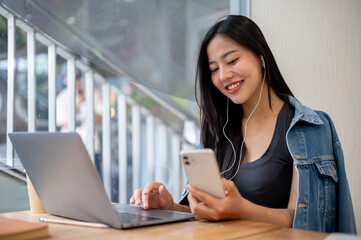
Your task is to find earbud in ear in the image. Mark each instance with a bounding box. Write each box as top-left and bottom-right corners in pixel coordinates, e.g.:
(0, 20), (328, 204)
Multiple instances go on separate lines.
(261, 55), (265, 68)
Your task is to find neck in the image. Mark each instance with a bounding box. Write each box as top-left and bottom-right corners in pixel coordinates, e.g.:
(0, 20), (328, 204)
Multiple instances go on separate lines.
(242, 87), (283, 120)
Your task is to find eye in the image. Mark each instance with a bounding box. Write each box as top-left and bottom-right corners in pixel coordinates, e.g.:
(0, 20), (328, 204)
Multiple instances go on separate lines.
(210, 67), (219, 73)
(228, 57), (239, 65)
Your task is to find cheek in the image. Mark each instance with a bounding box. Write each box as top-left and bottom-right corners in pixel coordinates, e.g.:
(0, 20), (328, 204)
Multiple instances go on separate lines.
(211, 75), (222, 90)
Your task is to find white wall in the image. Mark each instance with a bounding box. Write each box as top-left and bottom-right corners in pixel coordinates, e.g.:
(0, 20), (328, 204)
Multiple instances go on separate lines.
(251, 0), (361, 232)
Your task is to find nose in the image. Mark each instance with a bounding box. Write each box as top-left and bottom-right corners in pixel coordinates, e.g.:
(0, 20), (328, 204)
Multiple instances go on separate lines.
(219, 65), (233, 82)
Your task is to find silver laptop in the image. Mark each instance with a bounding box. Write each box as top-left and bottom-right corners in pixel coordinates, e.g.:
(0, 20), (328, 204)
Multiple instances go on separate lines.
(8, 132), (194, 229)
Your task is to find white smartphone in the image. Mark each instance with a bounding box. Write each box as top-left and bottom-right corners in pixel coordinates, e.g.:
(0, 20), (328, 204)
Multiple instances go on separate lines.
(180, 148), (226, 199)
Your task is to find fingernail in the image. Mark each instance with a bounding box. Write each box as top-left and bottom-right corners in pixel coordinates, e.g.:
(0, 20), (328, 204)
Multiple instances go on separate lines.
(136, 200), (140, 205)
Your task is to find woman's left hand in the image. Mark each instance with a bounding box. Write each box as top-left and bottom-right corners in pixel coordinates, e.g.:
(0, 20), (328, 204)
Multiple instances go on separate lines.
(187, 178), (248, 221)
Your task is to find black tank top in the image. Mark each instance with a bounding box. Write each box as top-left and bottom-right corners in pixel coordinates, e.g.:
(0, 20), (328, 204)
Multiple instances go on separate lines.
(233, 102), (294, 208)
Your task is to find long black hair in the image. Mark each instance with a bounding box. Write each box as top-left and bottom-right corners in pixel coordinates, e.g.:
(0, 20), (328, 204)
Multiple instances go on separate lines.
(195, 15), (294, 179)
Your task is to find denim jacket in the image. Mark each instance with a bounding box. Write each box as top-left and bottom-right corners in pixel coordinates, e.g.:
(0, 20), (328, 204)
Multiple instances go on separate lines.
(284, 95), (356, 233)
(179, 95), (357, 233)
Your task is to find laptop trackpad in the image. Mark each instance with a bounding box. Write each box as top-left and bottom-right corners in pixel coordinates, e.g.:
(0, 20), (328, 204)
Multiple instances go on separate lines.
(113, 204), (187, 222)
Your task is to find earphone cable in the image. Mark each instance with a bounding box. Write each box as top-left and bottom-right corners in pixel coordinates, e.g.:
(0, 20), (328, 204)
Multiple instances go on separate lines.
(219, 99), (237, 176)
(220, 67), (266, 180)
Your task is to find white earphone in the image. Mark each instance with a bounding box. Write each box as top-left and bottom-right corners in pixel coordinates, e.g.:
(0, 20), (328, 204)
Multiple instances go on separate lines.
(220, 55), (266, 180)
(261, 55), (265, 68)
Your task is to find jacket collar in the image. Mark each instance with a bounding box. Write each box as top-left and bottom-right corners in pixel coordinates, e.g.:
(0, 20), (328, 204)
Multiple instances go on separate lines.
(281, 94), (323, 125)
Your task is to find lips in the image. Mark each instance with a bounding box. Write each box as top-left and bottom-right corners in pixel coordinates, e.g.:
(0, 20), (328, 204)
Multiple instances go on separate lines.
(225, 80), (244, 93)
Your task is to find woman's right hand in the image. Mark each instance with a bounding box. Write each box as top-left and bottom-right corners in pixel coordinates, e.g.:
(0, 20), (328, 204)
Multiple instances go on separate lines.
(130, 182), (174, 210)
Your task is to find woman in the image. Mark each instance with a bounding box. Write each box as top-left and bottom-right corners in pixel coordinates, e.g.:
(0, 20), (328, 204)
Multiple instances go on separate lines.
(130, 15), (356, 233)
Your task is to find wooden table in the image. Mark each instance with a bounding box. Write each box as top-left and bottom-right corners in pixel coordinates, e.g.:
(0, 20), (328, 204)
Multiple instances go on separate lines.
(1, 211), (329, 240)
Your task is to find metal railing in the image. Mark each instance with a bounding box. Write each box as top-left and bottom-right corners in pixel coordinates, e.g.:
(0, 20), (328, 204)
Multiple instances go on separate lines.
(0, 4), (199, 203)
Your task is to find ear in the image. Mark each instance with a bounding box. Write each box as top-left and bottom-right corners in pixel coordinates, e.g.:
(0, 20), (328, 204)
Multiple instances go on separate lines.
(260, 55), (265, 68)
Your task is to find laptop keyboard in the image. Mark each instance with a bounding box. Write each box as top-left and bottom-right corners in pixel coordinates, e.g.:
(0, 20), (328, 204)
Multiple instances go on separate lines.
(115, 211), (163, 223)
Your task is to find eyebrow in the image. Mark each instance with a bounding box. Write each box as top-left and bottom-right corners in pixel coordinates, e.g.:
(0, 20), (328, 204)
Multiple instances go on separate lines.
(209, 50), (239, 65)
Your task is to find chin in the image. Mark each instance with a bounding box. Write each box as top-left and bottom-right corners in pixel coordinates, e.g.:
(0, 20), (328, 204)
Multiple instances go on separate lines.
(229, 97), (246, 105)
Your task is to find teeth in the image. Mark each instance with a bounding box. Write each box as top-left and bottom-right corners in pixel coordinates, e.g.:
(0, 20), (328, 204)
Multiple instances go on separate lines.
(227, 81), (242, 90)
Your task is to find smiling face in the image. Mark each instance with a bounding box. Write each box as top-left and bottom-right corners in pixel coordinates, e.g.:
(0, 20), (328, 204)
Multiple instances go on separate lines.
(207, 34), (265, 106)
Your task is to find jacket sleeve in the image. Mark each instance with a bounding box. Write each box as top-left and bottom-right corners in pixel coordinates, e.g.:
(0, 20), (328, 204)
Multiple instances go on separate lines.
(321, 112), (357, 234)
(178, 182), (189, 205)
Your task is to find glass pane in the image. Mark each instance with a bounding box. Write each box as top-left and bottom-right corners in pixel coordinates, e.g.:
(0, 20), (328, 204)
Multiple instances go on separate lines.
(0, 15), (7, 165)
(13, 25), (27, 169)
(1, 0), (229, 100)
(0, 15), (30, 213)
(35, 41), (49, 132)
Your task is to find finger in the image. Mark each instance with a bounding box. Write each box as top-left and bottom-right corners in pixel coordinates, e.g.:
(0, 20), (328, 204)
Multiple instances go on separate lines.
(221, 178), (230, 196)
(129, 195), (135, 205)
(158, 185), (173, 209)
(187, 192), (200, 212)
(141, 190), (151, 209)
(221, 179), (237, 196)
(142, 183), (162, 209)
(158, 184), (169, 199)
(187, 192), (214, 220)
(133, 189), (143, 205)
(142, 182), (162, 196)
(159, 185), (166, 194)
(157, 185), (166, 202)
(187, 191), (200, 207)
(186, 185), (219, 208)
